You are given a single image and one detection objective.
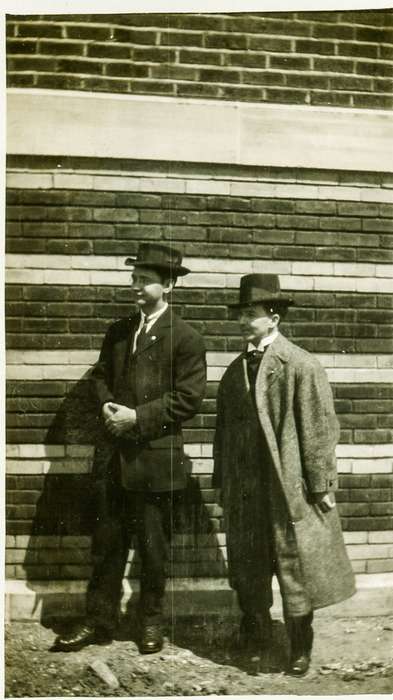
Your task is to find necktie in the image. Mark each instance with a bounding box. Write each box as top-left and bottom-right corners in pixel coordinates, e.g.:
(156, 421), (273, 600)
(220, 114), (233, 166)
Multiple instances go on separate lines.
(135, 318), (149, 351)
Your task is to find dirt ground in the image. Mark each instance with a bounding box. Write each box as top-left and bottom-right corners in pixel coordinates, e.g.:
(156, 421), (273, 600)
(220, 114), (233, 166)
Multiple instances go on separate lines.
(5, 614), (393, 697)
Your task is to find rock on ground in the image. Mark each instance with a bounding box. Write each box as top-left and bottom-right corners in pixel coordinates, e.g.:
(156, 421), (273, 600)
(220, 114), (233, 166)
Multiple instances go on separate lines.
(5, 615), (393, 697)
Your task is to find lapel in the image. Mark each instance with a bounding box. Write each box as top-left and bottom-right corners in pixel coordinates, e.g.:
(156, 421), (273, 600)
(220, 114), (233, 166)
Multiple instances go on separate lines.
(256, 332), (290, 394)
(131, 307), (173, 359)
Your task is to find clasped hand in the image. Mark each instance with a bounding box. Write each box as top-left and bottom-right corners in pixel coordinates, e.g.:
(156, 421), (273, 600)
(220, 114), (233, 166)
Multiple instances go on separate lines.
(102, 402), (137, 437)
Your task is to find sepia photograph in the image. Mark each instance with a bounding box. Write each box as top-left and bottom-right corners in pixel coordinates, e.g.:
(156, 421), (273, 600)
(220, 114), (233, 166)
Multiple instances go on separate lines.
(4, 0), (393, 696)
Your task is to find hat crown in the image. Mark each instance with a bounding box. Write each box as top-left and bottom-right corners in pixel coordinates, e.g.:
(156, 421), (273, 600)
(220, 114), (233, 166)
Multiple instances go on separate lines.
(240, 274), (280, 296)
(125, 242), (190, 276)
(136, 242), (182, 268)
(232, 273), (293, 307)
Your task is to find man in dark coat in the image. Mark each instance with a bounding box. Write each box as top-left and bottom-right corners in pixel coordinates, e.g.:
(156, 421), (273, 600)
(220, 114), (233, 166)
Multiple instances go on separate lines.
(56, 243), (206, 654)
(213, 274), (355, 675)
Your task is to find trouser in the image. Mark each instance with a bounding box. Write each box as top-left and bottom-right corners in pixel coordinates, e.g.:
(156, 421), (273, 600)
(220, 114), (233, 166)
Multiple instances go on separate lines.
(86, 488), (182, 632)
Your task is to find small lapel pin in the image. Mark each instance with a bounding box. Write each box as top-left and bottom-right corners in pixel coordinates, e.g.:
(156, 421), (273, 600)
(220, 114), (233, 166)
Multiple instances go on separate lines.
(151, 336), (156, 341)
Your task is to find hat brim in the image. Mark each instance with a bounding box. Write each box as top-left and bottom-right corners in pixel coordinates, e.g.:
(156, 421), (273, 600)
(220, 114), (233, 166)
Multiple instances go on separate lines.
(229, 295), (294, 308)
(125, 258), (190, 276)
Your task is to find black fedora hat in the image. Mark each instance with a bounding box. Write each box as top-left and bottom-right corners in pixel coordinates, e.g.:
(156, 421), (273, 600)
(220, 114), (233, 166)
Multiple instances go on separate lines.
(125, 242), (190, 277)
(229, 274), (293, 308)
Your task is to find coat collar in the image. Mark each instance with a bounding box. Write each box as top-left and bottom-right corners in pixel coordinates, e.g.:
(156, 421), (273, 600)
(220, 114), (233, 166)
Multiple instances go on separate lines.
(131, 307), (173, 357)
(250, 332), (292, 392)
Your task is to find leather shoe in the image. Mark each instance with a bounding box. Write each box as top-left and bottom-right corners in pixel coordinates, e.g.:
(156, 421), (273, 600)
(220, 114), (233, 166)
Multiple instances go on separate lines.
(139, 624), (163, 654)
(53, 624), (112, 652)
(288, 651), (311, 676)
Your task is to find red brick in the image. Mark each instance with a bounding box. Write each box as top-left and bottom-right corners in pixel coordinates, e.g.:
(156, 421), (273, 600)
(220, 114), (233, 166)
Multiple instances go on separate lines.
(87, 43), (130, 60)
(160, 31), (204, 48)
(314, 57), (354, 72)
(17, 22), (63, 38)
(176, 83), (220, 98)
(150, 65), (199, 81)
(39, 39), (85, 56)
(356, 61), (393, 77)
(240, 71), (284, 86)
(129, 80), (175, 95)
(36, 74), (85, 91)
(371, 475), (393, 488)
(341, 10), (393, 26)
(370, 503), (393, 516)
(270, 55), (311, 70)
(310, 92), (352, 107)
(265, 88), (308, 104)
(199, 68), (241, 83)
(337, 503), (369, 516)
(354, 429), (393, 443)
(339, 475), (370, 489)
(205, 33), (248, 50)
(286, 74), (329, 89)
(57, 58), (103, 75)
(224, 52), (267, 69)
(380, 46), (393, 60)
(133, 47), (176, 62)
(329, 75), (373, 91)
(179, 48), (221, 65)
(296, 39), (335, 54)
(353, 94), (393, 109)
(338, 42), (379, 59)
(7, 39), (37, 54)
(65, 24), (112, 41)
(248, 37), (292, 52)
(313, 23), (355, 40)
(356, 26), (393, 42)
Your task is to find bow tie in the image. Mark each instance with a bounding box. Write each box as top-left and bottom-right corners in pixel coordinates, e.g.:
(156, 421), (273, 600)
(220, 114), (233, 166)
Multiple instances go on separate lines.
(246, 349), (264, 360)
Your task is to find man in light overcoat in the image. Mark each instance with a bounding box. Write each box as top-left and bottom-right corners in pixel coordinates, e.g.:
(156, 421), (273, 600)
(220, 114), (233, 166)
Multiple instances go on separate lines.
(213, 273), (355, 675)
(55, 243), (206, 654)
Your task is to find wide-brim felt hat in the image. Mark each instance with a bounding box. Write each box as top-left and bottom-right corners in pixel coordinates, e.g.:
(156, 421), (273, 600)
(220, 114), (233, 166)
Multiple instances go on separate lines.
(125, 242), (190, 276)
(229, 273), (294, 308)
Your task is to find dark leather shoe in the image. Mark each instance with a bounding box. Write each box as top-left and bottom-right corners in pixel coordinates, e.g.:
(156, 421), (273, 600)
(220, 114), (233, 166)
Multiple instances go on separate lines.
(288, 651), (311, 676)
(286, 612), (313, 676)
(139, 624), (163, 654)
(53, 624), (112, 652)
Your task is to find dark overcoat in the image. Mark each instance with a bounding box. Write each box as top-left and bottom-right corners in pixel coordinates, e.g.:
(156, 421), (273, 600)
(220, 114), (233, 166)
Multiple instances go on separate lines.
(213, 332), (355, 610)
(90, 308), (206, 492)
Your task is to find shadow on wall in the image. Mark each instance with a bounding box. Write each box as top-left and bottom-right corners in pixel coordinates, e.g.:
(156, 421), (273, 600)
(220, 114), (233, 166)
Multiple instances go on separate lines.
(22, 371), (224, 631)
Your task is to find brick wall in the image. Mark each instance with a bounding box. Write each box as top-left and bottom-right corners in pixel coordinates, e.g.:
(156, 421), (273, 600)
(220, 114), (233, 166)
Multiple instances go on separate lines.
(5, 161), (393, 586)
(6, 9), (393, 109)
(5, 11), (393, 610)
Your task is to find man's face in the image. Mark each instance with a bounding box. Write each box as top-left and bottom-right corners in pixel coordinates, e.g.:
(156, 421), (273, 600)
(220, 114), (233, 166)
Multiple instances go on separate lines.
(238, 304), (279, 344)
(131, 266), (172, 310)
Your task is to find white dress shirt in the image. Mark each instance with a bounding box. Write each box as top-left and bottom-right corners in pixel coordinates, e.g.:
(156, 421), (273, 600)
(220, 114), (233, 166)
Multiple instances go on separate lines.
(132, 302), (168, 353)
(247, 327), (279, 353)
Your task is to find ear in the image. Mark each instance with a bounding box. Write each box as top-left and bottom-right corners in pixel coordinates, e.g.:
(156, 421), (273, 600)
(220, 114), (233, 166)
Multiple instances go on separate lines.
(163, 279), (174, 294)
(269, 313), (280, 329)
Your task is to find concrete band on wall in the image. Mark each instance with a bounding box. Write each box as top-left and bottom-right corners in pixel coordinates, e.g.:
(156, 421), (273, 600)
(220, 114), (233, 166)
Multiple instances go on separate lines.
(7, 88), (393, 172)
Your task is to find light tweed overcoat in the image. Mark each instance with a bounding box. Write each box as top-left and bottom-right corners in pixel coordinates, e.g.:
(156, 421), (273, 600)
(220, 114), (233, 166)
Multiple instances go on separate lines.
(213, 332), (355, 610)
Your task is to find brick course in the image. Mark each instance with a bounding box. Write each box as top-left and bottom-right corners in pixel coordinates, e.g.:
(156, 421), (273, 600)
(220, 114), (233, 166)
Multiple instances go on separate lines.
(6, 9), (393, 109)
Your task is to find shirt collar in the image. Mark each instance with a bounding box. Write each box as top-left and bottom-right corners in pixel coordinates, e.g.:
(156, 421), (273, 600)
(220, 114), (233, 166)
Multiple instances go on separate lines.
(141, 302), (168, 325)
(247, 328), (279, 353)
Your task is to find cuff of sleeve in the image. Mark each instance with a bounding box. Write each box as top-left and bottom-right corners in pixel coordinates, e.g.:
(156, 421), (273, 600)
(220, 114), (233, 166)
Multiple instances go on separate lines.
(309, 476), (338, 492)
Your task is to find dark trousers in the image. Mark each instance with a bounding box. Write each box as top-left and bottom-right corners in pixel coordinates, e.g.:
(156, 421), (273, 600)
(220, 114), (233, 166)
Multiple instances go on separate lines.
(86, 487), (182, 632)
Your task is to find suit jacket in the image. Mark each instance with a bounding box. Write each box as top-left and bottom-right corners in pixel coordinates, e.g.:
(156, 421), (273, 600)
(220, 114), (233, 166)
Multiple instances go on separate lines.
(213, 333), (355, 609)
(91, 308), (206, 491)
